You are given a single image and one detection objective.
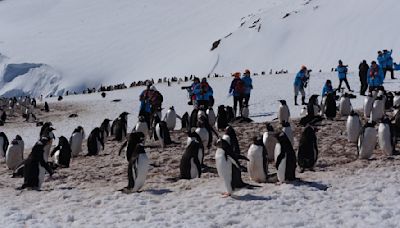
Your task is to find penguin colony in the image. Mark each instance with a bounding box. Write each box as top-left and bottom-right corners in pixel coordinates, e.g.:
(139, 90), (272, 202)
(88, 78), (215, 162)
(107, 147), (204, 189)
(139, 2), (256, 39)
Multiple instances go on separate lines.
(0, 87), (399, 198)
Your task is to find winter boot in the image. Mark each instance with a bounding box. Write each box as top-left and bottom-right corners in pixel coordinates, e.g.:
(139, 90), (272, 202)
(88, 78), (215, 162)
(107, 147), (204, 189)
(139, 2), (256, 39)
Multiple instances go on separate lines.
(294, 96), (298, 106)
(301, 96), (307, 105)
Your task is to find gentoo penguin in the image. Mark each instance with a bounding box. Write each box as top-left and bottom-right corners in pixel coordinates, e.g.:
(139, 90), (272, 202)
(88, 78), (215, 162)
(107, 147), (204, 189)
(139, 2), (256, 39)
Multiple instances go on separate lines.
(6, 135), (24, 170)
(1, 110), (7, 123)
(324, 92), (337, 119)
(181, 112), (190, 132)
(363, 93), (374, 118)
(164, 106), (177, 130)
(224, 125), (241, 155)
(297, 126), (318, 172)
(370, 95), (385, 122)
(25, 112), (37, 122)
(247, 136), (268, 183)
(86, 127), (104, 156)
(357, 122), (377, 159)
(215, 138), (249, 197)
(70, 126), (85, 157)
(216, 105), (228, 130)
(197, 109), (207, 122)
(44, 102), (50, 112)
(339, 93), (352, 116)
(225, 106), (235, 123)
(274, 132), (297, 183)
(189, 108), (199, 129)
(123, 144), (149, 193)
(41, 127), (55, 162)
(242, 105), (250, 118)
(281, 121), (294, 146)
(300, 95), (323, 126)
(378, 117), (396, 156)
(51, 136), (72, 168)
(39, 122), (53, 138)
(207, 107), (216, 127)
(0, 132), (9, 159)
(112, 112), (129, 141)
(100, 118), (111, 138)
(119, 132), (145, 162)
(156, 120), (177, 148)
(346, 111), (362, 143)
(180, 132), (203, 179)
(195, 118), (211, 150)
(278, 100), (290, 123)
(20, 137), (54, 190)
(393, 92), (400, 107)
(133, 115), (149, 138)
(385, 92), (394, 110)
(262, 123), (278, 161)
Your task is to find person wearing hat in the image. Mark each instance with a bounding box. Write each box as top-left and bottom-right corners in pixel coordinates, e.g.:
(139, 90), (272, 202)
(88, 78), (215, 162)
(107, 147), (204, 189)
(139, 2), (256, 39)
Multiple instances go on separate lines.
(293, 65), (309, 105)
(383, 49), (395, 79)
(229, 72), (245, 117)
(242, 69), (253, 106)
(193, 77), (213, 109)
(336, 60), (353, 92)
(358, 60), (369, 95)
(367, 61), (384, 92)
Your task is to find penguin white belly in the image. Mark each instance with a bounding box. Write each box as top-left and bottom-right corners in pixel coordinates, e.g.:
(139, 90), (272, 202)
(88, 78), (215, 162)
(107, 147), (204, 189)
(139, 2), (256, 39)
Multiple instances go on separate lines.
(0, 138), (4, 159)
(313, 105), (320, 116)
(38, 165), (46, 190)
(278, 106), (289, 123)
(394, 96), (400, 107)
(346, 116), (361, 143)
(358, 128), (377, 159)
(96, 139), (102, 154)
(43, 143), (52, 162)
(198, 148), (204, 165)
(263, 132), (276, 161)
(53, 150), (60, 165)
(363, 98), (374, 118)
(215, 149), (233, 193)
(197, 110), (206, 120)
(283, 127), (294, 146)
(132, 154), (150, 192)
(247, 145), (266, 183)
(276, 156), (286, 183)
(190, 158), (199, 179)
(155, 124), (164, 148)
(6, 146), (22, 170)
(378, 124), (393, 156)
(195, 128), (209, 149)
(274, 143), (281, 163)
(300, 107), (308, 118)
(320, 97), (327, 116)
(70, 133), (83, 157)
(207, 109), (216, 126)
(339, 99), (352, 116)
(165, 112), (176, 130)
(135, 123), (149, 137)
(370, 102), (384, 122)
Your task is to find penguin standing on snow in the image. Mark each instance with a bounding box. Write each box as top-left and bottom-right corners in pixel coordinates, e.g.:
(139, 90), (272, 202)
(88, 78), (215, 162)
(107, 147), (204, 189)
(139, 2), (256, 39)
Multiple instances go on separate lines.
(247, 136), (268, 183)
(207, 107), (216, 126)
(156, 120), (178, 148)
(6, 135), (24, 170)
(122, 143), (149, 193)
(112, 112), (129, 141)
(224, 125), (241, 155)
(180, 132), (203, 179)
(324, 92), (337, 119)
(133, 115), (149, 137)
(0, 132), (9, 159)
(216, 105), (228, 130)
(195, 117), (212, 150)
(100, 119), (111, 138)
(357, 122), (377, 159)
(363, 93), (374, 118)
(51, 136), (72, 168)
(44, 102), (50, 112)
(278, 100), (290, 123)
(20, 137), (54, 190)
(263, 123), (278, 161)
(215, 138), (249, 197)
(297, 126), (318, 172)
(378, 117), (396, 156)
(274, 132), (297, 183)
(281, 121), (294, 146)
(339, 93), (352, 116)
(119, 132), (145, 162)
(70, 126), (85, 157)
(370, 96), (385, 122)
(346, 111), (362, 143)
(41, 127), (55, 162)
(86, 127), (104, 156)
(164, 106), (177, 130)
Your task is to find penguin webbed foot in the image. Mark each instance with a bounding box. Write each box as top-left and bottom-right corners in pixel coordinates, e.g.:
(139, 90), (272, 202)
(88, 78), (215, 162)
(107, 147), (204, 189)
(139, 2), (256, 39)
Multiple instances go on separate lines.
(221, 192), (232, 198)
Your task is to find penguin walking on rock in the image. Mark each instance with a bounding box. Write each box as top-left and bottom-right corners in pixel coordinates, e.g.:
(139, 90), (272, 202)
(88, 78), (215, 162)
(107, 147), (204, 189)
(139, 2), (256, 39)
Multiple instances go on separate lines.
(155, 120), (179, 148)
(378, 117), (396, 156)
(6, 135), (24, 170)
(339, 93), (352, 116)
(112, 112), (129, 141)
(87, 127), (104, 156)
(278, 100), (290, 123)
(262, 123), (278, 161)
(164, 106), (177, 130)
(122, 143), (149, 193)
(297, 126), (318, 172)
(363, 93), (374, 118)
(370, 96), (385, 122)
(358, 122), (377, 159)
(180, 132), (203, 179)
(70, 126), (85, 157)
(346, 111), (362, 143)
(324, 92), (337, 119)
(119, 132), (145, 162)
(275, 132), (297, 183)
(0, 132), (9, 159)
(247, 136), (268, 183)
(51, 136), (72, 168)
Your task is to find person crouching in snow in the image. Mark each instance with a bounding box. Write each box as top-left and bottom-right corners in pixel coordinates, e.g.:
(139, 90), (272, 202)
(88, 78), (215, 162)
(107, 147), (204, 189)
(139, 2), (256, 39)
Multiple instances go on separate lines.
(336, 60), (353, 92)
(229, 72), (245, 117)
(322, 80), (334, 97)
(294, 65), (309, 105)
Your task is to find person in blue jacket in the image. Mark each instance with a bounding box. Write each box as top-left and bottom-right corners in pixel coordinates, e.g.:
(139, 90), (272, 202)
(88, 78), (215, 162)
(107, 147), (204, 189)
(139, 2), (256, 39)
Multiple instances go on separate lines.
(377, 51), (386, 75)
(242, 69), (253, 106)
(394, 62), (400, 71)
(229, 72), (244, 117)
(193, 77), (213, 109)
(383, 49), (396, 79)
(293, 65), (309, 105)
(336, 60), (353, 92)
(322, 80), (334, 97)
(139, 83), (154, 128)
(367, 61), (384, 92)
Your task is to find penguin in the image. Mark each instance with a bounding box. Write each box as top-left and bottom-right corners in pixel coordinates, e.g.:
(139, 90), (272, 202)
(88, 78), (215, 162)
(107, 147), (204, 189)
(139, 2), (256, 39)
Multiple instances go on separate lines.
(393, 91), (400, 107)
(1, 110), (7, 123)
(215, 138), (249, 197)
(181, 112), (190, 132)
(262, 123), (278, 161)
(164, 106), (177, 130)
(346, 111), (362, 143)
(6, 135), (24, 170)
(216, 105), (228, 130)
(297, 126), (318, 172)
(357, 122), (377, 159)
(247, 136), (268, 183)
(189, 108), (199, 129)
(225, 106), (235, 123)
(180, 132), (203, 179)
(41, 127), (55, 162)
(50, 136), (72, 168)
(278, 100), (290, 123)
(100, 118), (111, 138)
(195, 118), (211, 150)
(123, 144), (149, 193)
(20, 137), (54, 190)
(339, 93), (352, 116)
(39, 122), (53, 138)
(370, 96), (385, 122)
(44, 102), (50, 112)
(324, 92), (337, 119)
(224, 125), (241, 155)
(133, 116), (149, 137)
(363, 93), (374, 118)
(385, 92), (394, 110)
(281, 121), (294, 146)
(25, 112), (37, 122)
(112, 112), (129, 141)
(207, 107), (216, 127)
(155, 120), (177, 148)
(378, 117), (396, 156)
(0, 132), (9, 159)
(86, 127), (104, 156)
(197, 109), (207, 122)
(119, 132), (145, 162)
(274, 132), (297, 183)
(241, 105), (250, 119)
(70, 126), (85, 157)
(300, 95), (323, 126)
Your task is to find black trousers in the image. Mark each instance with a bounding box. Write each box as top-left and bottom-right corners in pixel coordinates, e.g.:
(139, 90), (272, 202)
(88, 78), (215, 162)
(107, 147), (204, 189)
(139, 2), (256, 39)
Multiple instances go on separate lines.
(337, 78), (351, 91)
(233, 96), (244, 115)
(384, 67), (395, 79)
(359, 76), (368, 95)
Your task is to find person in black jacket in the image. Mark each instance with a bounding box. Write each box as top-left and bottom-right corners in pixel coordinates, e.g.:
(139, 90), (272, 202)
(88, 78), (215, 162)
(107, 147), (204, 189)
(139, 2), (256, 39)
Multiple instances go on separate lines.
(358, 60), (369, 96)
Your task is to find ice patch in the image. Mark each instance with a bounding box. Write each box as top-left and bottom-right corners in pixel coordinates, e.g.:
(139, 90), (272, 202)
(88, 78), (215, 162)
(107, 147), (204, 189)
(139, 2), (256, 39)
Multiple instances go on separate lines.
(3, 63), (42, 83)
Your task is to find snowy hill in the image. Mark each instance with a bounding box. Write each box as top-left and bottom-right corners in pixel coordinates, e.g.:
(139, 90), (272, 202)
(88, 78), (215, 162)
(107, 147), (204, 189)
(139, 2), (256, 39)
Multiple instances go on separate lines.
(0, 0), (399, 96)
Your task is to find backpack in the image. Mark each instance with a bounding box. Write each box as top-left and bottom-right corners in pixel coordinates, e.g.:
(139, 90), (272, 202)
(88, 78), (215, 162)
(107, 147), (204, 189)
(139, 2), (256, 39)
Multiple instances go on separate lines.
(234, 79), (245, 95)
(150, 91), (163, 107)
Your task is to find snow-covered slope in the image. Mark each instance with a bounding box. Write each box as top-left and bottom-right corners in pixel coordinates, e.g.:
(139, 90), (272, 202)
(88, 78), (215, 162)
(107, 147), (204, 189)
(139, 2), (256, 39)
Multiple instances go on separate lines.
(0, 0), (399, 96)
